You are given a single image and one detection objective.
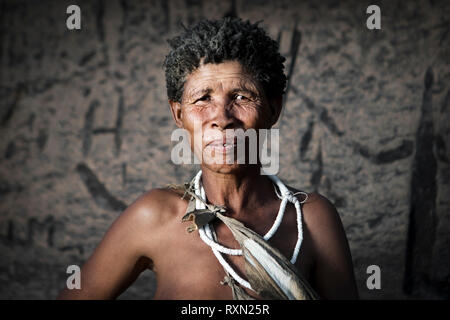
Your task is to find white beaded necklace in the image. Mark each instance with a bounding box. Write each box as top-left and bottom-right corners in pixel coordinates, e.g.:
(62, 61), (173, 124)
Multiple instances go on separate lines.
(193, 170), (307, 290)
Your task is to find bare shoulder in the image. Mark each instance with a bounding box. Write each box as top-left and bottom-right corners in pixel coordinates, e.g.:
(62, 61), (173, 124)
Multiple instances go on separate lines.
(286, 189), (358, 299)
(300, 192), (341, 227)
(56, 187), (189, 299)
(291, 190), (347, 248)
(285, 187), (340, 228)
(120, 187), (188, 231)
(101, 186), (189, 258)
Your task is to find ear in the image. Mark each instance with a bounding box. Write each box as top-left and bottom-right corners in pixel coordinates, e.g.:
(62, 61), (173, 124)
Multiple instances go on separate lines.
(268, 95), (283, 126)
(169, 100), (183, 128)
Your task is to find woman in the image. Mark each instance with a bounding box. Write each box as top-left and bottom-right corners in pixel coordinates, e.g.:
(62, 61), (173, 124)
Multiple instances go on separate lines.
(57, 17), (358, 300)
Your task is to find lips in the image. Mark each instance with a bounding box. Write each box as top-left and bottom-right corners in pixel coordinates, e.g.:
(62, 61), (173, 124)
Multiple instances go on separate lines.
(205, 136), (238, 148)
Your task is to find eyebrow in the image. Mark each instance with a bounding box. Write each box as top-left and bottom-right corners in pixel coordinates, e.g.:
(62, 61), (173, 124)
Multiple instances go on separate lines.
(185, 82), (260, 100)
(185, 88), (213, 100)
(230, 85), (259, 98)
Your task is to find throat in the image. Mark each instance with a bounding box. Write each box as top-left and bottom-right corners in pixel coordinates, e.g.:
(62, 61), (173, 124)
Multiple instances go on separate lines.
(201, 171), (278, 216)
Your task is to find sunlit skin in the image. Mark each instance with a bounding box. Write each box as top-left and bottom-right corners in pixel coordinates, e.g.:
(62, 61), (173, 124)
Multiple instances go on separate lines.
(57, 60), (359, 300)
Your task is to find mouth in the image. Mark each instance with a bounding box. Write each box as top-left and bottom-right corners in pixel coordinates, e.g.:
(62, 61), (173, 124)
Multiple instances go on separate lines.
(206, 136), (238, 147)
(205, 136), (238, 154)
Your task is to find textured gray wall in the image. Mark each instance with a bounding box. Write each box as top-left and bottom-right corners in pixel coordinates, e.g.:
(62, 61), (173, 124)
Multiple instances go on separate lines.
(0, 0), (449, 299)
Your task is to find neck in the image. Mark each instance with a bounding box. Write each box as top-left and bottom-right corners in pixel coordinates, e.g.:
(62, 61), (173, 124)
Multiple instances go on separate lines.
(200, 165), (277, 218)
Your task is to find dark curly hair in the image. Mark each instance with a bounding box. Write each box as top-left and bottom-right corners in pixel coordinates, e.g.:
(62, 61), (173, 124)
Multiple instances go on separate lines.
(163, 17), (287, 103)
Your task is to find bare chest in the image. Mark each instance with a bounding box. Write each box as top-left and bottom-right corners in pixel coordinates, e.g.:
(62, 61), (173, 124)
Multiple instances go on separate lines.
(151, 204), (314, 299)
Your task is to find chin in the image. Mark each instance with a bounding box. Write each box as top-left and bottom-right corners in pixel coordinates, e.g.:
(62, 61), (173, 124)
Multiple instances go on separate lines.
(198, 146), (259, 174)
(202, 162), (257, 175)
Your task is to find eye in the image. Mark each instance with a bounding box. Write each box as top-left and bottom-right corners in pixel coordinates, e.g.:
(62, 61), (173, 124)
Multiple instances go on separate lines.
(194, 95), (210, 103)
(235, 94), (249, 102)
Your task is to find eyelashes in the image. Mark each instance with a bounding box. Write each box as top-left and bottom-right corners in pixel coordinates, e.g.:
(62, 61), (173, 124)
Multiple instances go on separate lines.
(193, 94), (255, 105)
(194, 95), (211, 103)
(235, 94), (250, 101)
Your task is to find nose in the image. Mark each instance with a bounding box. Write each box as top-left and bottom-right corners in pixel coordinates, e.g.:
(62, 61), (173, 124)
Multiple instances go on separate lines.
(210, 98), (236, 130)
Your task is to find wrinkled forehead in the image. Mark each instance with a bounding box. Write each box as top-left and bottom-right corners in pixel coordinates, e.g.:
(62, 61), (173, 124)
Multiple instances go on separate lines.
(182, 61), (265, 100)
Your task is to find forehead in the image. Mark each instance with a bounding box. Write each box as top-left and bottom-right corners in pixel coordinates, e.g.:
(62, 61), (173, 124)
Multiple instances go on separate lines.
(182, 60), (262, 97)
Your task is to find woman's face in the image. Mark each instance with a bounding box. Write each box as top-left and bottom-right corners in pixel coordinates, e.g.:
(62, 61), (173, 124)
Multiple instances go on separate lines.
(169, 60), (280, 174)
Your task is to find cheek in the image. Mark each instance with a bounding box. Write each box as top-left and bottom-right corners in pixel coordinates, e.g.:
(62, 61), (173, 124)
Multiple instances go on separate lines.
(181, 107), (203, 130)
(181, 109), (205, 150)
(235, 105), (270, 128)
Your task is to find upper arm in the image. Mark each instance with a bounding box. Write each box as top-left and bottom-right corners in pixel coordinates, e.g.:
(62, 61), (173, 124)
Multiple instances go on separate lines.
(303, 193), (359, 299)
(57, 189), (165, 300)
